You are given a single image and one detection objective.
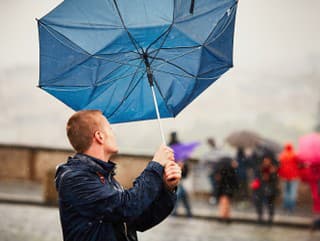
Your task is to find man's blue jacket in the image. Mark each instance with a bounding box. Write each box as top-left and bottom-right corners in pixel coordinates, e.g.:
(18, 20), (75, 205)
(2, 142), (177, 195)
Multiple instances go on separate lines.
(55, 153), (177, 241)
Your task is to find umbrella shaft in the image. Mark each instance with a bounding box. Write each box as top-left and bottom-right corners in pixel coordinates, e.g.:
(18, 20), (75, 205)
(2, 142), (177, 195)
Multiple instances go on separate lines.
(151, 85), (166, 144)
(142, 53), (154, 86)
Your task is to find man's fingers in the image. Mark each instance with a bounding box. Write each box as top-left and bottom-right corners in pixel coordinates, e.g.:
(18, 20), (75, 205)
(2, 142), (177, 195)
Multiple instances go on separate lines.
(165, 167), (181, 180)
(165, 160), (178, 168)
(165, 165), (181, 173)
(166, 174), (180, 181)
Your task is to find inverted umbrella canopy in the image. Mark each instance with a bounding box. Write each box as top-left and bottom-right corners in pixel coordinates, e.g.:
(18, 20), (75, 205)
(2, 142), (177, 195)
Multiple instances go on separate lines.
(297, 133), (320, 164)
(38, 0), (237, 120)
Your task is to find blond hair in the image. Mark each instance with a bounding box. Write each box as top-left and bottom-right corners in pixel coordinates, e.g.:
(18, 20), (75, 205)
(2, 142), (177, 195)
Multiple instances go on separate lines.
(66, 110), (103, 153)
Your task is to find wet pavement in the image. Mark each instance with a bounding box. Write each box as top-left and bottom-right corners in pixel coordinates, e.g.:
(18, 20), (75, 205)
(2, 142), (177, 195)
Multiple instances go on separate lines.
(0, 203), (319, 241)
(0, 180), (315, 229)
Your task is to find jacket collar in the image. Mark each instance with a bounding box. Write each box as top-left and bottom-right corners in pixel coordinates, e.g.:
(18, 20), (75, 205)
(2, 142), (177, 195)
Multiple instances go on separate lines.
(71, 153), (116, 176)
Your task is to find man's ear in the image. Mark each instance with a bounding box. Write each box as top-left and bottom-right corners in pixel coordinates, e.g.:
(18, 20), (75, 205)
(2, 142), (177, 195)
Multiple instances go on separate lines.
(94, 131), (104, 144)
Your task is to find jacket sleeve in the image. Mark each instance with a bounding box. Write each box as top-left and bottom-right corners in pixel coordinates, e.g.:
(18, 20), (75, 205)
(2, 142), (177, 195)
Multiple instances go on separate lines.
(59, 161), (164, 222)
(127, 186), (177, 232)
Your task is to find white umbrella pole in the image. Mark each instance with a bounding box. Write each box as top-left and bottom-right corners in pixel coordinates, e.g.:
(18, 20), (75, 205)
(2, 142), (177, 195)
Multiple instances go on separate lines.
(150, 85), (166, 144)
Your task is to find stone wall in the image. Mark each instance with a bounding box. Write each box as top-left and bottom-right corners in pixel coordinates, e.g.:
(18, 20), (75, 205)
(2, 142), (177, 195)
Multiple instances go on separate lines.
(0, 144), (151, 183)
(0, 144), (152, 203)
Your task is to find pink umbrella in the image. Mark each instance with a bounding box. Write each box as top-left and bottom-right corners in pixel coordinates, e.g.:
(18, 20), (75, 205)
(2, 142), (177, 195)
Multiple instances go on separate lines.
(297, 133), (320, 164)
(297, 133), (320, 214)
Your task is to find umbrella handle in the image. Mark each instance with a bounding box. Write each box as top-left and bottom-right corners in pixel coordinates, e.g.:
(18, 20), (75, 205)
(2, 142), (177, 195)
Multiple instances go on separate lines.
(150, 85), (166, 144)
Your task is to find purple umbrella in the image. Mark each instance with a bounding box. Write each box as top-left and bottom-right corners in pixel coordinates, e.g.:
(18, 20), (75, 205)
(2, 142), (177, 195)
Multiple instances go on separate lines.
(171, 142), (200, 162)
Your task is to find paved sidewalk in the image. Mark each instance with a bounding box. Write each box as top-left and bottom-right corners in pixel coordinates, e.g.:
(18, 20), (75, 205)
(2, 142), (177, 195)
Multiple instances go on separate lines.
(1, 203), (320, 241)
(0, 180), (314, 229)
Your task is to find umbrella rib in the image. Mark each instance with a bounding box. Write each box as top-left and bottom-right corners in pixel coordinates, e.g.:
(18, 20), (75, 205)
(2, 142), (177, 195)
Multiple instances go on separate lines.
(149, 45), (202, 78)
(86, 61), (144, 108)
(41, 19), (123, 30)
(146, 23), (173, 53)
(152, 46), (200, 67)
(106, 62), (147, 120)
(198, 64), (232, 77)
(40, 68), (144, 88)
(42, 54), (144, 87)
(149, 45), (201, 54)
(152, 69), (216, 80)
(95, 62), (137, 86)
(149, 56), (195, 78)
(147, 25), (174, 67)
(40, 20), (142, 58)
(112, 0), (144, 54)
(122, 60), (145, 97)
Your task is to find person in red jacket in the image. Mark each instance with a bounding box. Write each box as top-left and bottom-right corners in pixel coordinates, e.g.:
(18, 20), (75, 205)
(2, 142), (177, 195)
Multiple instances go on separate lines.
(278, 143), (300, 213)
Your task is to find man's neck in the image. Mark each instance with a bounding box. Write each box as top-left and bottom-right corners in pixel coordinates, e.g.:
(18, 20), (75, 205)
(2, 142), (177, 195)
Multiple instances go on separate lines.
(84, 147), (111, 162)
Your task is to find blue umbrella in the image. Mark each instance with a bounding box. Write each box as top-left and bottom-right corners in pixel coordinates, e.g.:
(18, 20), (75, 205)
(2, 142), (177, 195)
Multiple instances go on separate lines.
(37, 0), (238, 143)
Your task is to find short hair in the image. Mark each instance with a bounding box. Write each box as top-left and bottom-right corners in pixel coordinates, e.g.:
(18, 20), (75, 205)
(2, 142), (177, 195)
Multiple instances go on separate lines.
(66, 110), (103, 153)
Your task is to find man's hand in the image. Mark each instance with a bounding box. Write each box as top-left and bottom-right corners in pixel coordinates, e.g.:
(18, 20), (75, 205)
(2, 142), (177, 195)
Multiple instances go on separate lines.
(163, 161), (181, 191)
(153, 144), (174, 167)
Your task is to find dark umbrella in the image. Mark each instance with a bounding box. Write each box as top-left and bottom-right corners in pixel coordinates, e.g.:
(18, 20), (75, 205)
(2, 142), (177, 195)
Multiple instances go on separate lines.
(257, 138), (282, 154)
(225, 130), (261, 148)
(37, 0), (238, 143)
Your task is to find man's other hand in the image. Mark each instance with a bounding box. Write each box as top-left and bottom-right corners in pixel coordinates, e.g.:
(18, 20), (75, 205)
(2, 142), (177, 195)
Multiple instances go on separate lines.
(163, 161), (181, 191)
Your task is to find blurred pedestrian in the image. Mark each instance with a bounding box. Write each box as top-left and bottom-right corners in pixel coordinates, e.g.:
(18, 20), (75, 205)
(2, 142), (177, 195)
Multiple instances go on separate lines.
(235, 147), (249, 201)
(55, 110), (182, 241)
(252, 155), (279, 224)
(278, 143), (300, 213)
(299, 161), (320, 230)
(168, 131), (180, 146)
(172, 160), (193, 217)
(297, 133), (320, 230)
(169, 132), (193, 217)
(202, 138), (228, 205)
(213, 157), (239, 222)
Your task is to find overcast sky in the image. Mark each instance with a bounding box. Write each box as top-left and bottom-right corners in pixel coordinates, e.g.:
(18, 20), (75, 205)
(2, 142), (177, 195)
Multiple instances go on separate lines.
(0, 0), (319, 157)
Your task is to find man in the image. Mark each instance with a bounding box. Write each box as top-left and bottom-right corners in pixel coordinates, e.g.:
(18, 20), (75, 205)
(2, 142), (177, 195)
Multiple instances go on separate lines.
(55, 110), (181, 241)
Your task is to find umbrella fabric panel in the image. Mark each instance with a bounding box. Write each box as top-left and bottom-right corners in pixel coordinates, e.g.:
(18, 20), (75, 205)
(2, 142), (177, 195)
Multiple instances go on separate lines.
(114, 0), (173, 27)
(41, 0), (124, 55)
(173, 0), (236, 45)
(39, 23), (141, 87)
(43, 86), (93, 111)
(202, 5), (236, 69)
(38, 23), (91, 86)
(43, 0), (173, 54)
